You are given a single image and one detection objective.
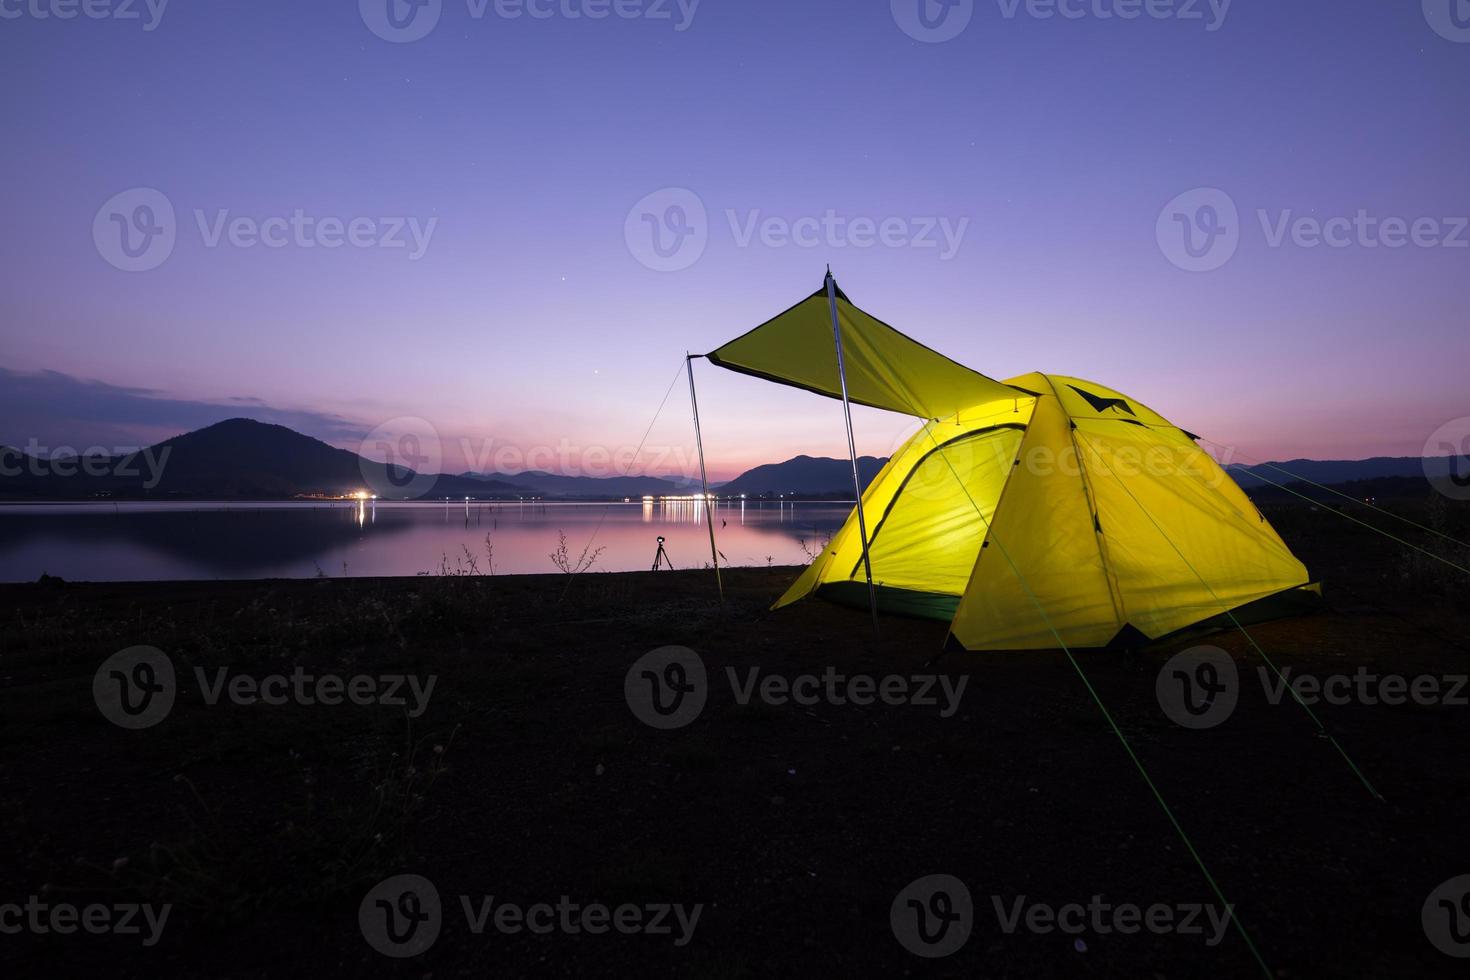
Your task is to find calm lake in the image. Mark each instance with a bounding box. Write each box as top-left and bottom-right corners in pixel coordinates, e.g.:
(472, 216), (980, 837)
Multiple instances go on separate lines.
(0, 499), (850, 582)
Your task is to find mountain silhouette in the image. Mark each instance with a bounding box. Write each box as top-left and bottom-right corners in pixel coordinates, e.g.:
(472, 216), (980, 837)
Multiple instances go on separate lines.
(0, 419), (526, 500)
(1, 419), (1456, 501)
(720, 454), (889, 496)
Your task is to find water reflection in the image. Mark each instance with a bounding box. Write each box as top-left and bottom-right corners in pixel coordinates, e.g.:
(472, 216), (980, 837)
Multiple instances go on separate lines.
(0, 501), (851, 582)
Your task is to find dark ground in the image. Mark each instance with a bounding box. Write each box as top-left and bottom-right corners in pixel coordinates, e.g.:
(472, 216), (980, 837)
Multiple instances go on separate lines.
(1, 493), (1468, 977)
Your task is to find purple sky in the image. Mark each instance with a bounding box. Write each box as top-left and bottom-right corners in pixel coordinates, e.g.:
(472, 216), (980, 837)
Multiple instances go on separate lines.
(2, 0), (1466, 481)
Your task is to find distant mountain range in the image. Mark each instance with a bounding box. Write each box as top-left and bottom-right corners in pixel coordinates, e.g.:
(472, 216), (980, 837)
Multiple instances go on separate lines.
(719, 454), (888, 496)
(1226, 456), (1458, 490)
(0, 419), (525, 500)
(0, 417), (1456, 501)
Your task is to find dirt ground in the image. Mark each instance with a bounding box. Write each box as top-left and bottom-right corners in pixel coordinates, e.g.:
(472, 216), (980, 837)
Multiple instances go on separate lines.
(2, 494), (1468, 977)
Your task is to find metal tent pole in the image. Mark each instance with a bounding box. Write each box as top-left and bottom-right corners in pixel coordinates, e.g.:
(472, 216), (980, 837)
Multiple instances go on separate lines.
(825, 269), (879, 636)
(686, 353), (724, 607)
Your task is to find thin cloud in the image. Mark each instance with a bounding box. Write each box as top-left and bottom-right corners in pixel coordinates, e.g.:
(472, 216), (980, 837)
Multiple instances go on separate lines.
(0, 366), (366, 452)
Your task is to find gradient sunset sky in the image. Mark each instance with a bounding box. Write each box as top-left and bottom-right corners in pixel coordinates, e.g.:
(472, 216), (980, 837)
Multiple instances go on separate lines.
(1, 0), (1466, 481)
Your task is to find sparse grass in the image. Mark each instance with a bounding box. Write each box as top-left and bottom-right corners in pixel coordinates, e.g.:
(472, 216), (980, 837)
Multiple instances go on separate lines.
(549, 529), (606, 575)
(796, 534), (830, 564)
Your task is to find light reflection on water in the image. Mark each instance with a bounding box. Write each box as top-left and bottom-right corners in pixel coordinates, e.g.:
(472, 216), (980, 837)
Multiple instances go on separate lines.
(0, 500), (850, 582)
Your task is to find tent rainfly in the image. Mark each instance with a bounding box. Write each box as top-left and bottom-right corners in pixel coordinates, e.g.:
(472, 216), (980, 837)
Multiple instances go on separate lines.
(697, 272), (1315, 651)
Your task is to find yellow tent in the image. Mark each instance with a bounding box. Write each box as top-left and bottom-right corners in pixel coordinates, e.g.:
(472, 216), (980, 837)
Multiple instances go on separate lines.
(704, 276), (1313, 651)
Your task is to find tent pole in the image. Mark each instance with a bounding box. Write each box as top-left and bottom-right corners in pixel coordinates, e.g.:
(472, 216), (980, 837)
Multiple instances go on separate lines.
(825, 269), (880, 637)
(686, 353), (724, 608)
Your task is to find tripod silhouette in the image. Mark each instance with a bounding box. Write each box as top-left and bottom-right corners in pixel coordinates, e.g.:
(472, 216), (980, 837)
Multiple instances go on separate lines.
(651, 536), (674, 571)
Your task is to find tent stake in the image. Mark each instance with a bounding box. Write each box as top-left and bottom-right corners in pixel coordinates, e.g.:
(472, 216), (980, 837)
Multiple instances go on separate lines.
(825, 269), (880, 637)
(686, 353), (724, 608)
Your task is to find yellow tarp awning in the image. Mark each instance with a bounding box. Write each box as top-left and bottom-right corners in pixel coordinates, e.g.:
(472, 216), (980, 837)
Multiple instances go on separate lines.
(707, 280), (1028, 419)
